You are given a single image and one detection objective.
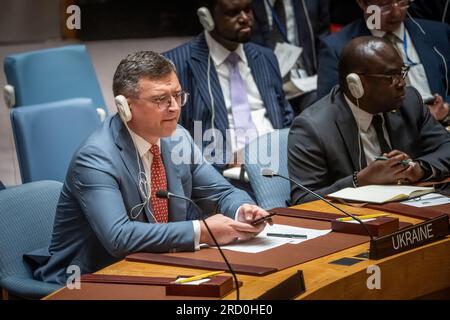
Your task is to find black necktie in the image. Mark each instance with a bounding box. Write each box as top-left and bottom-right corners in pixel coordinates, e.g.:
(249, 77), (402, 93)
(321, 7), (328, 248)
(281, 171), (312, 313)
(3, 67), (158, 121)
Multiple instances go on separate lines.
(269, 0), (287, 47)
(372, 114), (391, 154)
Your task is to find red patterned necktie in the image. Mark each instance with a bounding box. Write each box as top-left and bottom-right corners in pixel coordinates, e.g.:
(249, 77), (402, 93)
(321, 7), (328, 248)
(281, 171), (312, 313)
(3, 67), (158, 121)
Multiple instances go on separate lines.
(150, 144), (168, 223)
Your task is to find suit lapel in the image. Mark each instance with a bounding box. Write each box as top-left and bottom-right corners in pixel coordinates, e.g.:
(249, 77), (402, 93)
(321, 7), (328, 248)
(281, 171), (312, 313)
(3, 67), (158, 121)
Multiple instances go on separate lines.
(160, 137), (187, 222)
(404, 19), (441, 95)
(383, 111), (407, 152)
(245, 44), (281, 128)
(291, 0), (314, 74)
(113, 116), (154, 222)
(334, 91), (367, 170)
(189, 35), (229, 132)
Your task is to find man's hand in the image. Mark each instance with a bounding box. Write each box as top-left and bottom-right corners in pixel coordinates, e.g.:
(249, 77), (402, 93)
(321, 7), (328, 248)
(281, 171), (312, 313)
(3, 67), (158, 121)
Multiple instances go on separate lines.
(427, 94), (449, 121)
(357, 150), (412, 186)
(237, 204), (273, 230)
(385, 150), (425, 184)
(199, 213), (264, 246)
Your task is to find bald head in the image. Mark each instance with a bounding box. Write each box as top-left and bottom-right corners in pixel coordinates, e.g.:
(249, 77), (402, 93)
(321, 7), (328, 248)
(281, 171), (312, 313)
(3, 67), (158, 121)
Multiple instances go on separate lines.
(338, 36), (400, 88)
(338, 36), (407, 114)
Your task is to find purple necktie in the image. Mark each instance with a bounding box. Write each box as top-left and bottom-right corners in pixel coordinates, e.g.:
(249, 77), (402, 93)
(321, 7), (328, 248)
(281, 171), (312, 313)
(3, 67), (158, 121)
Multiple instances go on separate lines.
(227, 52), (257, 150)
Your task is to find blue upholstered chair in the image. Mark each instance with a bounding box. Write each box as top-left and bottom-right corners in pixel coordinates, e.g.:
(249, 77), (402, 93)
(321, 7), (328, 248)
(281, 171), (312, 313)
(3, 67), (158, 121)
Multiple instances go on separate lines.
(3, 44), (107, 118)
(244, 128), (290, 209)
(10, 98), (101, 183)
(0, 181), (63, 299)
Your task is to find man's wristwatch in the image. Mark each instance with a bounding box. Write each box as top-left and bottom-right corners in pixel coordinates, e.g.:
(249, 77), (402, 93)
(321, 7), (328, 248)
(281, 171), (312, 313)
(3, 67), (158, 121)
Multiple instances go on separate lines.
(441, 105), (450, 126)
(417, 160), (433, 181)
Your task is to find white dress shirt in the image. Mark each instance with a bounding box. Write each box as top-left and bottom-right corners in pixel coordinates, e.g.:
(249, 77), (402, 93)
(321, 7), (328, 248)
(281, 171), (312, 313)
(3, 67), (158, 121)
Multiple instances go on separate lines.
(263, 0), (299, 45)
(371, 23), (433, 100)
(126, 127), (201, 250)
(344, 95), (392, 167)
(204, 31), (275, 152)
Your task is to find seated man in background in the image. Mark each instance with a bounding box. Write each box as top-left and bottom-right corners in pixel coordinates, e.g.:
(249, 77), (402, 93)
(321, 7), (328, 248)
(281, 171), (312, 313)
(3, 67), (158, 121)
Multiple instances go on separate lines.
(25, 51), (269, 284)
(317, 0), (450, 125)
(251, 0), (330, 114)
(288, 36), (450, 204)
(164, 0), (293, 173)
(408, 0), (449, 25)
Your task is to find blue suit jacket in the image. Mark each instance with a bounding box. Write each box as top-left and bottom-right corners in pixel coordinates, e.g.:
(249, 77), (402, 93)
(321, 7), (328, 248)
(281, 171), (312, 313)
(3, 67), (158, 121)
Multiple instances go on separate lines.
(289, 86), (450, 204)
(251, 0), (330, 75)
(26, 115), (254, 284)
(316, 18), (450, 102)
(164, 33), (293, 170)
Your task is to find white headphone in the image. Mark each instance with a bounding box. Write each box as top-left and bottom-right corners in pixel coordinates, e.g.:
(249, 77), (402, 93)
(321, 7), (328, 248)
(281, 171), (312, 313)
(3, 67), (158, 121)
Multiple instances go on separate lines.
(114, 94), (159, 221)
(345, 73), (364, 171)
(197, 7), (215, 31)
(346, 73), (365, 99)
(115, 95), (132, 122)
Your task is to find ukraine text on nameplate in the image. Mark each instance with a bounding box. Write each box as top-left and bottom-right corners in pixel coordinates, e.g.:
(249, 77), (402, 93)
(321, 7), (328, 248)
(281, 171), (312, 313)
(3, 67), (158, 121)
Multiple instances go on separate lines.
(369, 215), (450, 260)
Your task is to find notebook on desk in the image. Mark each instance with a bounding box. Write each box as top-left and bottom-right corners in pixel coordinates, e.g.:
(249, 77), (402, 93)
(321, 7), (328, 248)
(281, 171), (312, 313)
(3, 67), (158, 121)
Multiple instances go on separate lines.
(328, 185), (435, 204)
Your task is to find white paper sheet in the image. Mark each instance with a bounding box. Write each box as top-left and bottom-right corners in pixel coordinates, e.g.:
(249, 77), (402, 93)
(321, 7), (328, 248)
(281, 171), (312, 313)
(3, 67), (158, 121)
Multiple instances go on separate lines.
(274, 42), (302, 77)
(215, 224), (331, 253)
(401, 193), (450, 207)
(290, 74), (318, 93)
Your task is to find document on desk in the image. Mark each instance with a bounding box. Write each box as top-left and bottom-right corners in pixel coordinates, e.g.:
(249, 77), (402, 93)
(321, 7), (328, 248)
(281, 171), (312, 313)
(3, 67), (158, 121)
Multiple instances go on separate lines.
(274, 43), (302, 77)
(215, 224), (331, 253)
(401, 193), (450, 207)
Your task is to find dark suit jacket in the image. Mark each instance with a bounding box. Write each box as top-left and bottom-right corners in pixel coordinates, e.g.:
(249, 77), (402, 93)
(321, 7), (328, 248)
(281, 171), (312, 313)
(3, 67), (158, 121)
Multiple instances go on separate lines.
(251, 0), (330, 75)
(288, 86), (450, 204)
(316, 18), (450, 102)
(164, 33), (293, 170)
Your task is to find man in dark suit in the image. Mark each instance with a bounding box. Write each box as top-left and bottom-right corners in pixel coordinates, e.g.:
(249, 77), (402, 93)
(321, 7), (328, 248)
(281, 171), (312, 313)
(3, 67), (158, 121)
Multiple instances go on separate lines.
(250, 0), (330, 114)
(164, 0), (293, 172)
(289, 36), (450, 204)
(317, 0), (450, 124)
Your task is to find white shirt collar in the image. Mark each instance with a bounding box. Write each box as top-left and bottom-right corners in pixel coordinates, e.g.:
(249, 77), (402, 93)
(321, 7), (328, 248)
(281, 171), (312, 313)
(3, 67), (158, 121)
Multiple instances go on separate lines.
(370, 22), (404, 42)
(204, 31), (247, 67)
(344, 94), (379, 132)
(126, 126), (160, 158)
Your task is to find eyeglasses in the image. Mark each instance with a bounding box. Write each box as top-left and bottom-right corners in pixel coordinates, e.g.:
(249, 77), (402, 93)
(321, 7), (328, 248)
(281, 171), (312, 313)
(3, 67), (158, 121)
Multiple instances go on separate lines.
(138, 90), (189, 110)
(369, 0), (414, 15)
(359, 64), (410, 86)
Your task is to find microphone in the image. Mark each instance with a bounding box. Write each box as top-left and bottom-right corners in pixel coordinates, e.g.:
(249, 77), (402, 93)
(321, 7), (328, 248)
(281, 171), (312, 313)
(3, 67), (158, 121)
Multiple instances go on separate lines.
(155, 189), (240, 300)
(260, 169), (374, 241)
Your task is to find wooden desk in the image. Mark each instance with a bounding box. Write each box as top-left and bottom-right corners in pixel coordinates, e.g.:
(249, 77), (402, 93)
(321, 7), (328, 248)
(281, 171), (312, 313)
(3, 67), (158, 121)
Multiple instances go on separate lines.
(45, 201), (450, 300)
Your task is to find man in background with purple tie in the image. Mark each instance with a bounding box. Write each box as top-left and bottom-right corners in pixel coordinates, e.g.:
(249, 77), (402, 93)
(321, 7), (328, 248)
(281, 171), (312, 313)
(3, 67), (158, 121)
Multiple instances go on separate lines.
(164, 0), (293, 180)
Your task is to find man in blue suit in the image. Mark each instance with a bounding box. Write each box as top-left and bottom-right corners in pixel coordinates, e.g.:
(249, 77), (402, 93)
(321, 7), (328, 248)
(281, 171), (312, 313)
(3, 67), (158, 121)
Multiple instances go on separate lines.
(164, 0), (293, 172)
(317, 0), (450, 125)
(26, 51), (269, 285)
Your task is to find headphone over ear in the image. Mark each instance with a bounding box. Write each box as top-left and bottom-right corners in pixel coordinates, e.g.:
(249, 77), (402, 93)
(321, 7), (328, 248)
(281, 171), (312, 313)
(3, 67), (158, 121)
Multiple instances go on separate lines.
(115, 95), (132, 122)
(197, 7), (215, 32)
(346, 73), (365, 100)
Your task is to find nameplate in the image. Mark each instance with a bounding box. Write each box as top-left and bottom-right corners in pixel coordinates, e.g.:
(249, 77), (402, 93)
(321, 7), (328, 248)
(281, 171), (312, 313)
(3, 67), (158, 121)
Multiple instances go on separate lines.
(369, 215), (450, 260)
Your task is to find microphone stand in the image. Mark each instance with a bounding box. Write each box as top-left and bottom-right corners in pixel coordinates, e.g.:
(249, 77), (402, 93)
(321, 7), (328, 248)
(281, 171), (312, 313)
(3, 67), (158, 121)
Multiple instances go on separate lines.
(156, 190), (240, 300)
(261, 169), (374, 241)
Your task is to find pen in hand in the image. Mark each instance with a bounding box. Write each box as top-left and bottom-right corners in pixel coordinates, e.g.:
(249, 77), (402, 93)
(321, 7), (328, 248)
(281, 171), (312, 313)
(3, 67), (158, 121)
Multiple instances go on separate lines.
(250, 212), (277, 226)
(375, 156), (412, 166)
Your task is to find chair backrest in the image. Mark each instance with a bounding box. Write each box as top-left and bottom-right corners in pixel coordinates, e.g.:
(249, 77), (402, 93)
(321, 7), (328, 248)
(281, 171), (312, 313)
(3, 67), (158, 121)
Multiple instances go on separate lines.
(10, 98), (101, 183)
(244, 128), (290, 210)
(4, 44), (107, 114)
(0, 181), (62, 280)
